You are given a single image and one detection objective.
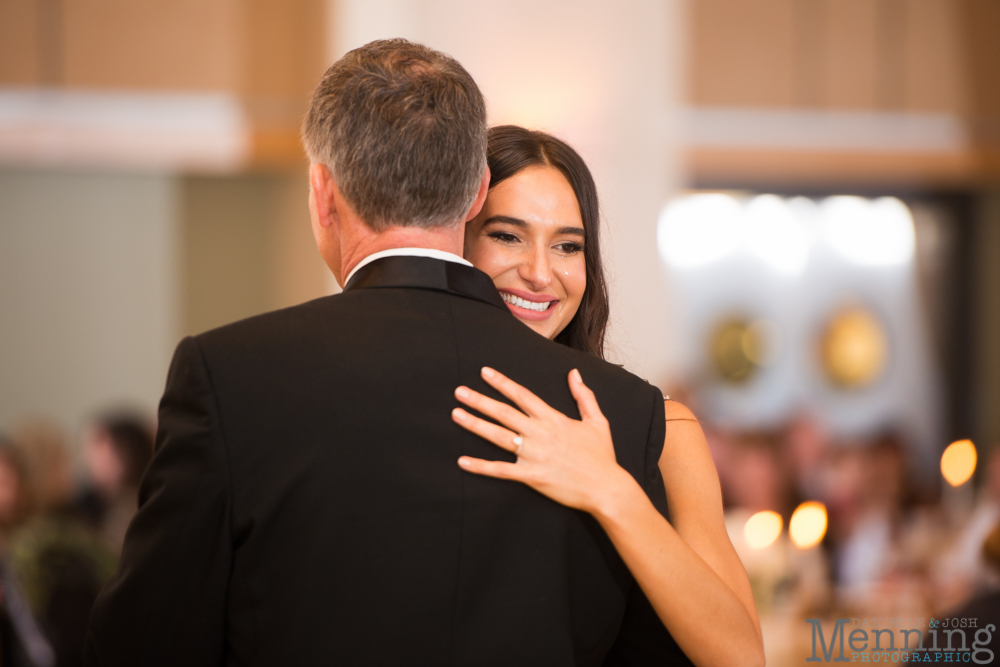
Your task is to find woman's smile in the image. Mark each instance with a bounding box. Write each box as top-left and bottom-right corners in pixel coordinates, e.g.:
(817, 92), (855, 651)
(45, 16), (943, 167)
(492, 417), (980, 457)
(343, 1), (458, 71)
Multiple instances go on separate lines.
(498, 287), (558, 320)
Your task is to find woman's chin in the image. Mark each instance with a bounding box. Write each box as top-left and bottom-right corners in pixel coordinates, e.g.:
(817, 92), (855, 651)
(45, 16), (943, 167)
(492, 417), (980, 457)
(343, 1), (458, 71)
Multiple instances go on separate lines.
(513, 315), (557, 341)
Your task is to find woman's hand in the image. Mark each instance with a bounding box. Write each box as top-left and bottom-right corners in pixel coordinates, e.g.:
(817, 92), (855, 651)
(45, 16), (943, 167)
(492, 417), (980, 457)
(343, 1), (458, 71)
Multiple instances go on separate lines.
(455, 367), (765, 666)
(452, 367), (638, 515)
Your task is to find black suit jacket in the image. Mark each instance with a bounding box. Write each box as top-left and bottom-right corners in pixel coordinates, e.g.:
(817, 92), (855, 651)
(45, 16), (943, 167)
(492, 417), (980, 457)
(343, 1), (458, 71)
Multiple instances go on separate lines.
(85, 256), (692, 666)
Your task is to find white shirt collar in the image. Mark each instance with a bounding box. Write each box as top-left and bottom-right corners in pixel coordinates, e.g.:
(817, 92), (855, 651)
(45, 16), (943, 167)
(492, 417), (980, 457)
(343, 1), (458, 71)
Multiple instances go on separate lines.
(344, 247), (472, 286)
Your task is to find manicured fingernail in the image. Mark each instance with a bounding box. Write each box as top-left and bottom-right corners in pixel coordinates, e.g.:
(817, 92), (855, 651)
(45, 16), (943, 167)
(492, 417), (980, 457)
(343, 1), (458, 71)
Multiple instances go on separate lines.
(481, 367), (495, 378)
(456, 386), (469, 399)
(452, 408), (466, 420)
(571, 369), (582, 383)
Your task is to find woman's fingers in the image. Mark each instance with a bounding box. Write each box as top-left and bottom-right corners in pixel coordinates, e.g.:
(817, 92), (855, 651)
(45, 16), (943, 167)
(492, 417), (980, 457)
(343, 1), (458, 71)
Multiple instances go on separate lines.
(457, 456), (523, 481)
(568, 369), (609, 426)
(480, 367), (553, 419)
(452, 408), (521, 453)
(454, 385), (532, 434)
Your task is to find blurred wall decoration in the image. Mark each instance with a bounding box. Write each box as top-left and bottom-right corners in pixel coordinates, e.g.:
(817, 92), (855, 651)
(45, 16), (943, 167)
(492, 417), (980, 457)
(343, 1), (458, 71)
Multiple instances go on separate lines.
(659, 192), (942, 475)
(682, 0), (1000, 453)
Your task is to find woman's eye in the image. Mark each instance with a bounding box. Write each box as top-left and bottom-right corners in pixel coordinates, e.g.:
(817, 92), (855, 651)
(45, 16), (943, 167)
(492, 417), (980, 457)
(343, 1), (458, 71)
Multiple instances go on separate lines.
(555, 242), (584, 254)
(488, 231), (520, 244)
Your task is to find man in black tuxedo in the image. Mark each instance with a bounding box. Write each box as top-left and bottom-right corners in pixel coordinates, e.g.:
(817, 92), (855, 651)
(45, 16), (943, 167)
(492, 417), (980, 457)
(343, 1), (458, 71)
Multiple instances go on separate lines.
(84, 39), (682, 665)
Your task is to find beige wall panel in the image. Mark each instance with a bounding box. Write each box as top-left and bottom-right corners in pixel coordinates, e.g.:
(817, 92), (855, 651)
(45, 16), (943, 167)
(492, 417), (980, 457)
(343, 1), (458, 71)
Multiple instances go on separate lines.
(688, 147), (976, 188)
(821, 0), (878, 109)
(961, 0), (1000, 119)
(245, 0), (328, 99)
(0, 169), (178, 433)
(689, 0), (797, 106)
(975, 192), (1000, 450)
(267, 169), (333, 309)
(0, 0), (40, 84)
(179, 175), (273, 336)
(62, 0), (241, 90)
(179, 172), (330, 337)
(242, 0), (329, 163)
(902, 0), (967, 113)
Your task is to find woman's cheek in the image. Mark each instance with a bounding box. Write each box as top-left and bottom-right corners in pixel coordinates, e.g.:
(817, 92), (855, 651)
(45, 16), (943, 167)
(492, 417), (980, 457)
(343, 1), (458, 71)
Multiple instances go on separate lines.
(558, 257), (587, 301)
(468, 240), (502, 275)
(491, 247), (525, 277)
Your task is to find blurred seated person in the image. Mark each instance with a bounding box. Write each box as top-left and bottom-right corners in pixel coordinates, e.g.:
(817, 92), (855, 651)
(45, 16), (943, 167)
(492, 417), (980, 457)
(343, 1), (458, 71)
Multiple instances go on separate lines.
(8, 420), (115, 667)
(0, 432), (57, 667)
(784, 413), (830, 501)
(933, 446), (1000, 611)
(76, 410), (153, 551)
(719, 430), (792, 515)
(0, 435), (31, 550)
(832, 434), (905, 589)
(825, 431), (941, 620)
(719, 430), (829, 618)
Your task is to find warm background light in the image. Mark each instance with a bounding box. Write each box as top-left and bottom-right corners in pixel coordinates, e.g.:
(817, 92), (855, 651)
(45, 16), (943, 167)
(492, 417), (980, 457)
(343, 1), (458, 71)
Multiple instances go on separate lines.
(941, 439), (977, 487)
(744, 510), (783, 549)
(789, 501), (828, 549)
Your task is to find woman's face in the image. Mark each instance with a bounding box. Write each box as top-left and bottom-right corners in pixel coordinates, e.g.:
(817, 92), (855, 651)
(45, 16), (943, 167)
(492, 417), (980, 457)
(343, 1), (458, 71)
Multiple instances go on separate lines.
(465, 165), (587, 340)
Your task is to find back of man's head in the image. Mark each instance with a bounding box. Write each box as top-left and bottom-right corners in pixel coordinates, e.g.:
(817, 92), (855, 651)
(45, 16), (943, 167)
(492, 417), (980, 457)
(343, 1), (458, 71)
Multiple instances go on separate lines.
(302, 39), (487, 231)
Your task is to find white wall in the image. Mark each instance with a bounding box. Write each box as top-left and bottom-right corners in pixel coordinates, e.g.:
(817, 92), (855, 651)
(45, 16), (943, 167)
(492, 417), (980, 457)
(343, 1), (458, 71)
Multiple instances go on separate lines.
(332, 0), (684, 381)
(0, 166), (329, 439)
(0, 169), (179, 434)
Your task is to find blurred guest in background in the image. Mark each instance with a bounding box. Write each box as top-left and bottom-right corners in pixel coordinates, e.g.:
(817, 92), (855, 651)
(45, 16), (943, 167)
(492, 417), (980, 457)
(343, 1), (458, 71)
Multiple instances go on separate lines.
(819, 430), (939, 622)
(0, 432), (55, 667)
(831, 433), (910, 592)
(721, 430), (793, 514)
(933, 446), (1000, 611)
(943, 520), (1000, 660)
(75, 411), (153, 551)
(8, 421), (115, 667)
(784, 413), (830, 502)
(0, 435), (31, 546)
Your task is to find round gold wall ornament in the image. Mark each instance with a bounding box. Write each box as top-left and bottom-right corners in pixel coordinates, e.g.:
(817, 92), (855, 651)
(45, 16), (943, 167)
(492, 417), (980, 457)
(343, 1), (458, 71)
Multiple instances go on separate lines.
(819, 306), (888, 389)
(709, 317), (777, 384)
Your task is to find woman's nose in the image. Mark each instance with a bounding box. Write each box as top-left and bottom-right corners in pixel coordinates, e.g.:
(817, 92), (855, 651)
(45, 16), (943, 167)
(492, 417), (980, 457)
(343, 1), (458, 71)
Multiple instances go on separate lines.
(518, 247), (552, 291)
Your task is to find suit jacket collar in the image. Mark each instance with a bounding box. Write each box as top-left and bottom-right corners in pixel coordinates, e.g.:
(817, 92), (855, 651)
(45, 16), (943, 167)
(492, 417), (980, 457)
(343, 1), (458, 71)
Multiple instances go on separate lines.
(343, 255), (508, 311)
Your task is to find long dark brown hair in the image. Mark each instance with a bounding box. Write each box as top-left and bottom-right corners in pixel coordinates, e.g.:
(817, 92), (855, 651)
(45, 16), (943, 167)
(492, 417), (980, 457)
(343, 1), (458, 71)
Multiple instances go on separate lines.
(485, 125), (610, 359)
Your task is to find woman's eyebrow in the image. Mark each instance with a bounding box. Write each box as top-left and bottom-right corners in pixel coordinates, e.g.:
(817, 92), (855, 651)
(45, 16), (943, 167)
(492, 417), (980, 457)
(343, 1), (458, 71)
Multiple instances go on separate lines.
(482, 216), (585, 237)
(481, 215), (527, 228)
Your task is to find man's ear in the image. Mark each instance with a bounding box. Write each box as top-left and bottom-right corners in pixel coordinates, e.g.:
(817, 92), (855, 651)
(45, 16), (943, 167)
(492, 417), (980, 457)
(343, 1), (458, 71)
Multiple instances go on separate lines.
(463, 166), (491, 222)
(309, 163), (338, 230)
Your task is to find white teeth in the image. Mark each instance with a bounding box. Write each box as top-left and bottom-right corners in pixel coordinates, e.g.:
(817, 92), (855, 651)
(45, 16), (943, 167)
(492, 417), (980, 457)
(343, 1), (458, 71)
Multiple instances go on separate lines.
(501, 292), (552, 312)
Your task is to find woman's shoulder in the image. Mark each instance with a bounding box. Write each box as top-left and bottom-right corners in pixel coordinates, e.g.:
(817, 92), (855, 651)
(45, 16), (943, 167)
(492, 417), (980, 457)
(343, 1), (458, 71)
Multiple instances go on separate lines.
(663, 399), (698, 423)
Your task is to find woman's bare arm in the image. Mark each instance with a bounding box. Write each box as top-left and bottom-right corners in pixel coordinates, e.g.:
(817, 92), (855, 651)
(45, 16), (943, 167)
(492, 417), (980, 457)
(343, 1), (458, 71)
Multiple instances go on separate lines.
(659, 400), (761, 637)
(452, 368), (764, 667)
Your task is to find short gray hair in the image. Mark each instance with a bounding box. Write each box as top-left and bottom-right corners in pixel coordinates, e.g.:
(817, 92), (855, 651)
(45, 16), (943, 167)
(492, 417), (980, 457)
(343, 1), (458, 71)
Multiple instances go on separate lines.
(302, 39), (487, 230)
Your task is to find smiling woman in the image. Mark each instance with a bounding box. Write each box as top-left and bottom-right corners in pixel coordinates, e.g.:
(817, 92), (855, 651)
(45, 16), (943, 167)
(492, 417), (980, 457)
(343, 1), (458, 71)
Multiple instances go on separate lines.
(456, 126), (765, 667)
(464, 125), (610, 358)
